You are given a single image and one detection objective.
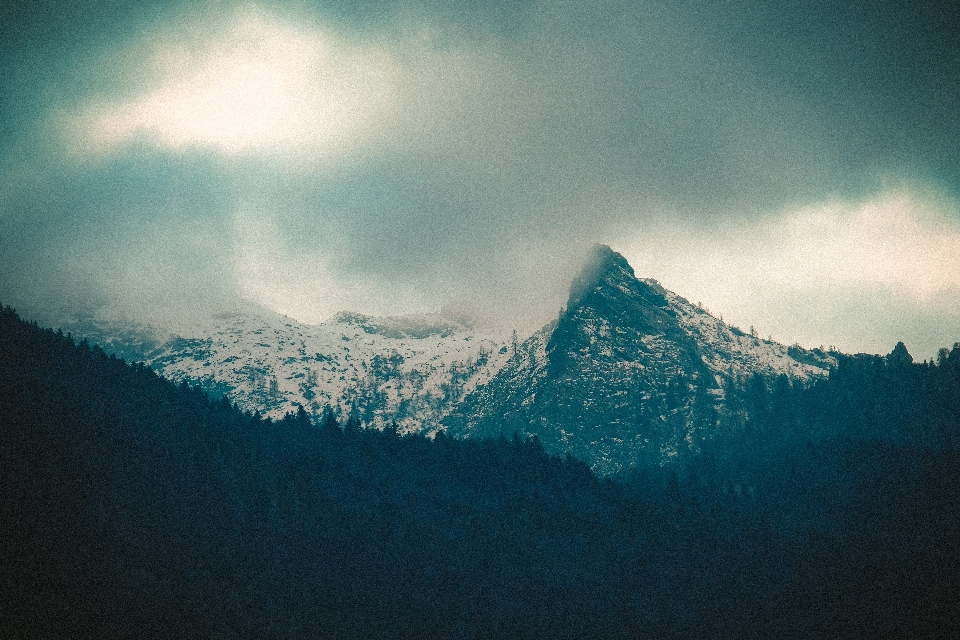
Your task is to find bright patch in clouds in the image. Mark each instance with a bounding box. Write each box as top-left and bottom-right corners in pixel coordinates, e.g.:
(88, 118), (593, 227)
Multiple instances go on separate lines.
(626, 188), (960, 302)
(67, 9), (398, 156)
(766, 191), (960, 298)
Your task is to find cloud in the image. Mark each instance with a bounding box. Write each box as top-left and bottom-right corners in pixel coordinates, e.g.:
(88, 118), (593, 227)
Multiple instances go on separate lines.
(63, 7), (400, 158)
(2, 0), (958, 358)
(230, 202), (442, 323)
(621, 187), (960, 358)
(769, 191), (960, 298)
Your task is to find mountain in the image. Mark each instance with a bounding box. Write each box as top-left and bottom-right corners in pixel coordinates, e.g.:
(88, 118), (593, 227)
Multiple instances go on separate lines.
(62, 245), (836, 472)
(445, 245), (836, 473)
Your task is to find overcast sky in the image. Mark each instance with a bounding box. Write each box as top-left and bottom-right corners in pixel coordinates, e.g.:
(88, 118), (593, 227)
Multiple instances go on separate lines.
(1, 0), (958, 358)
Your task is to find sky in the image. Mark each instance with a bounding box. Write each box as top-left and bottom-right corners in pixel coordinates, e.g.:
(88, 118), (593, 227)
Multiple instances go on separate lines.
(1, 0), (958, 359)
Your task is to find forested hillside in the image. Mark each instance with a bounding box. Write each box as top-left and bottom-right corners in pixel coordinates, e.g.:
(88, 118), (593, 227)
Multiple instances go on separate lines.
(3, 305), (960, 638)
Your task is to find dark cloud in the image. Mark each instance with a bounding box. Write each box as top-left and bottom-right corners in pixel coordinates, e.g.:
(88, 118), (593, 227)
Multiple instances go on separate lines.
(1, 0), (958, 355)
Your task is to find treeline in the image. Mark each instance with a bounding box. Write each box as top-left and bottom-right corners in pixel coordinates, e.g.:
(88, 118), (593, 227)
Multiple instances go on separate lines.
(712, 341), (960, 454)
(3, 306), (960, 638)
(621, 341), (960, 636)
(674, 341), (960, 530)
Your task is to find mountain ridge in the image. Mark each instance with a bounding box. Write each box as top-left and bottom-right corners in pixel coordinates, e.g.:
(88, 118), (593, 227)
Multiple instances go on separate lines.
(54, 245), (836, 470)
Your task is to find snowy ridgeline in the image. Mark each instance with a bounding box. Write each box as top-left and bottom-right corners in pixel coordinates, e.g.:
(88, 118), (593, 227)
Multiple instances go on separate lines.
(651, 281), (837, 382)
(85, 309), (514, 433)
(70, 296), (835, 437)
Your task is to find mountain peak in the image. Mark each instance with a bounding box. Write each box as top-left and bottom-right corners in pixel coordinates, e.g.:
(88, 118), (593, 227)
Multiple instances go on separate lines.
(449, 246), (837, 471)
(567, 244), (635, 308)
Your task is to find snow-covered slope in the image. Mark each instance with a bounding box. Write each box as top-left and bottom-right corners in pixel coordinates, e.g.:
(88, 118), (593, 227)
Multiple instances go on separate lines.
(70, 306), (511, 433)
(652, 279), (836, 383)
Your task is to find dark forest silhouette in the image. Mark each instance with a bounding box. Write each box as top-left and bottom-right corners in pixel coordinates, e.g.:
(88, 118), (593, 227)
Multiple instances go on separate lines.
(3, 305), (960, 638)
